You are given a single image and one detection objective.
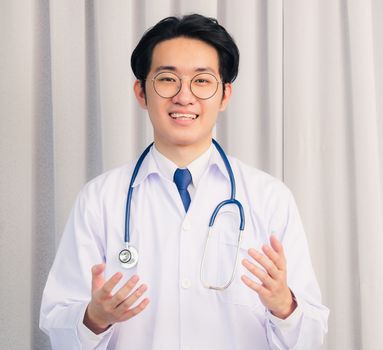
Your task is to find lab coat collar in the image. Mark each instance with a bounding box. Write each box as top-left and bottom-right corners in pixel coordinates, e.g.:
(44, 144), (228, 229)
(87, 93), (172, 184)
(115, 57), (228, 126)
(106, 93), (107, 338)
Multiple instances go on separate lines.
(208, 144), (231, 182)
(130, 147), (161, 189)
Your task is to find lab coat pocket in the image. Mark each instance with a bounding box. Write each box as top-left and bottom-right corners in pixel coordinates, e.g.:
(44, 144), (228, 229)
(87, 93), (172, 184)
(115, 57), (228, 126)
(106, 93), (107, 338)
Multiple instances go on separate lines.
(222, 235), (263, 309)
(203, 207), (262, 309)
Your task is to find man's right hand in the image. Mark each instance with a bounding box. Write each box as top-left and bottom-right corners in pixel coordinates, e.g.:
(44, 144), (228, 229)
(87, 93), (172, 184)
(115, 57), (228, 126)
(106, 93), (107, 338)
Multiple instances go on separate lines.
(83, 263), (150, 334)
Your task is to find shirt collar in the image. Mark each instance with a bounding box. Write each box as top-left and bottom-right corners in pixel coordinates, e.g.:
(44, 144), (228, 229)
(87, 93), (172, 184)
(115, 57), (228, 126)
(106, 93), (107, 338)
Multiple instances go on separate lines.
(151, 145), (177, 183)
(131, 141), (231, 190)
(186, 145), (213, 187)
(152, 143), (213, 187)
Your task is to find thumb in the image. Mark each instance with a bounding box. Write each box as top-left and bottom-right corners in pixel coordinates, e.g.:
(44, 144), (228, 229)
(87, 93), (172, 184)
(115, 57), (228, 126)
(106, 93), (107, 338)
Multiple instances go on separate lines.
(91, 263), (106, 292)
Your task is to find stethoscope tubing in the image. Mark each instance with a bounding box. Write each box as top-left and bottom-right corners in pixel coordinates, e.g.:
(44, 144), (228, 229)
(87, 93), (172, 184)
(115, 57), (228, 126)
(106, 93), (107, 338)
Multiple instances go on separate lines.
(124, 142), (153, 243)
(124, 139), (245, 244)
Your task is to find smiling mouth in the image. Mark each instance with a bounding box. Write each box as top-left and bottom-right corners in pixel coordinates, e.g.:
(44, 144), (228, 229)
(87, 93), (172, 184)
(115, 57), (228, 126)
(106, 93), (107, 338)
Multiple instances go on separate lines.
(169, 112), (199, 120)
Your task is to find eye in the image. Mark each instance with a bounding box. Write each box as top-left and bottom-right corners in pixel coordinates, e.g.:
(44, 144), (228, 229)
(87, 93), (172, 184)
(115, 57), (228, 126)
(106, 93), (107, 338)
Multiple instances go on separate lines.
(155, 72), (179, 84)
(194, 78), (210, 84)
(192, 73), (216, 86)
(158, 76), (176, 83)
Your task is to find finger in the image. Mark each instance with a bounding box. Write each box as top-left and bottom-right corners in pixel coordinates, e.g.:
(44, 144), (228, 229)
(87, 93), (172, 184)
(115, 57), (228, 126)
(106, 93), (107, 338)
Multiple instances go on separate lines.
(115, 284), (148, 315)
(111, 275), (140, 307)
(262, 244), (285, 271)
(270, 235), (285, 257)
(97, 272), (123, 299)
(248, 248), (279, 279)
(91, 263), (106, 292)
(242, 258), (274, 288)
(119, 298), (150, 322)
(241, 275), (270, 297)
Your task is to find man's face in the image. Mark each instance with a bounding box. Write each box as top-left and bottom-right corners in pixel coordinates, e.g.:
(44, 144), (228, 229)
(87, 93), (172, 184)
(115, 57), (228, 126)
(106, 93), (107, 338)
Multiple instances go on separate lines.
(134, 37), (232, 152)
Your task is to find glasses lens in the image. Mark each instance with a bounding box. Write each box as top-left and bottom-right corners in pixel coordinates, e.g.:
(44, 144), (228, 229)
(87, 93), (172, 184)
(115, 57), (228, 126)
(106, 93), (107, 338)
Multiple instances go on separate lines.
(191, 73), (219, 99)
(153, 72), (180, 98)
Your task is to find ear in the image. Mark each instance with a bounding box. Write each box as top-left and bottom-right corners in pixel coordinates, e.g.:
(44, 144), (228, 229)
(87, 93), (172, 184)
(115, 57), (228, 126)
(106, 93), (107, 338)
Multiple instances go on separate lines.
(219, 83), (232, 111)
(133, 80), (147, 109)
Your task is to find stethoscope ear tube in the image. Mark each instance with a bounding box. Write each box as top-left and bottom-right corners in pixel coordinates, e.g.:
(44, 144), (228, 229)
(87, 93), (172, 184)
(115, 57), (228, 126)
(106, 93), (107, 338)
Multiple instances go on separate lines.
(208, 199), (245, 231)
(212, 139), (236, 200)
(210, 139), (245, 231)
(203, 197), (245, 290)
(200, 225), (244, 290)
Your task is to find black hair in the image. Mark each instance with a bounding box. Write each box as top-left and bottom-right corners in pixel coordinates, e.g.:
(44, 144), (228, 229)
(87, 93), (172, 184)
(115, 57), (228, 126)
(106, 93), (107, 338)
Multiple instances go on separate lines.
(131, 14), (240, 92)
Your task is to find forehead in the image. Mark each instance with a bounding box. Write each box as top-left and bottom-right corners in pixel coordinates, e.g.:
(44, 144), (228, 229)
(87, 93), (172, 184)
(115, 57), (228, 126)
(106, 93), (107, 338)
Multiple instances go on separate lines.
(150, 37), (219, 75)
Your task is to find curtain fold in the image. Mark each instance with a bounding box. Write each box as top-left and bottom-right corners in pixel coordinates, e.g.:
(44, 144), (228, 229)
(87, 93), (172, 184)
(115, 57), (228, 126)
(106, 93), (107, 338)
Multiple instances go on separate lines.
(0, 0), (382, 349)
(346, 1), (383, 349)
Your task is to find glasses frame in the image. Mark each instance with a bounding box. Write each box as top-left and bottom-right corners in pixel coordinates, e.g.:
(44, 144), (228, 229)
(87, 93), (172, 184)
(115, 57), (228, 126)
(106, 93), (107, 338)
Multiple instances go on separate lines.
(150, 71), (223, 100)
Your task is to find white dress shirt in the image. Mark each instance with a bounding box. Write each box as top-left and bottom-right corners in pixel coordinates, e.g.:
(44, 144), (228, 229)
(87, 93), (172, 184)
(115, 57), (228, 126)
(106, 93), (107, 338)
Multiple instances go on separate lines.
(40, 143), (329, 350)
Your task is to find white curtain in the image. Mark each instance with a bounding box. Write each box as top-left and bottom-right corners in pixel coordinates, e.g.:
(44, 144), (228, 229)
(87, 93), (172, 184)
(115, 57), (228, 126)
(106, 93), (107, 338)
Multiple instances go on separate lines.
(0, 0), (382, 349)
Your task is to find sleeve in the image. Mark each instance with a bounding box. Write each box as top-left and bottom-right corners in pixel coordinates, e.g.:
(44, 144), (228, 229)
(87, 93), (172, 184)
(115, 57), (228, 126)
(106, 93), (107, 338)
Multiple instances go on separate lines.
(264, 184), (329, 349)
(39, 183), (114, 350)
(77, 307), (114, 348)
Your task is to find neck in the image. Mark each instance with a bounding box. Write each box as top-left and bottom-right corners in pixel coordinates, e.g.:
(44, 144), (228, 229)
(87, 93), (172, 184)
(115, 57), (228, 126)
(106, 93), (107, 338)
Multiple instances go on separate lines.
(154, 139), (212, 168)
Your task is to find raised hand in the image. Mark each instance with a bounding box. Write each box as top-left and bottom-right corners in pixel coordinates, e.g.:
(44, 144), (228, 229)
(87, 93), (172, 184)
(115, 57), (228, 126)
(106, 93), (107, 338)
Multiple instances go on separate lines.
(84, 263), (150, 334)
(241, 235), (297, 319)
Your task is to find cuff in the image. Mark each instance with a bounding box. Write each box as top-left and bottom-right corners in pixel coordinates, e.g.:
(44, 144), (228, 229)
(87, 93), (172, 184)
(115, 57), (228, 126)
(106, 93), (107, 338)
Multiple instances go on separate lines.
(267, 303), (303, 331)
(266, 294), (303, 348)
(77, 304), (114, 348)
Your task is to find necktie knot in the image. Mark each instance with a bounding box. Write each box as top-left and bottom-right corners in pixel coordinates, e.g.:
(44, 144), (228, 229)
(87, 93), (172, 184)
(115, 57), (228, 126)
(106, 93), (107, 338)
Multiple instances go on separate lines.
(173, 168), (192, 212)
(173, 168), (192, 191)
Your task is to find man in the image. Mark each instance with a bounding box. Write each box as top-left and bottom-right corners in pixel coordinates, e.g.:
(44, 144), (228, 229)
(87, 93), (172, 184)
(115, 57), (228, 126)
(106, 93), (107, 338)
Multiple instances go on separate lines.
(40, 14), (329, 349)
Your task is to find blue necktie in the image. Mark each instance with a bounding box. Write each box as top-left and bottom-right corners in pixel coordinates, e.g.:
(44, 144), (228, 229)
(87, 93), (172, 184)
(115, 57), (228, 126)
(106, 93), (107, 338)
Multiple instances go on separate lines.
(173, 168), (192, 212)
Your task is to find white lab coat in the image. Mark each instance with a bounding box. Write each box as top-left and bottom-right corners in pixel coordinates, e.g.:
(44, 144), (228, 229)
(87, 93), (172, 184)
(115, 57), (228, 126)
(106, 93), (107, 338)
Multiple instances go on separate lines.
(40, 145), (329, 349)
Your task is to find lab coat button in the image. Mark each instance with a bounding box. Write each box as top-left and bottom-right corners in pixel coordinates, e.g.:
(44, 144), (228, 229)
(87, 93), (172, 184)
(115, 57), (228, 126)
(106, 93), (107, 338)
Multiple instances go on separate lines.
(182, 220), (191, 231)
(181, 278), (191, 289)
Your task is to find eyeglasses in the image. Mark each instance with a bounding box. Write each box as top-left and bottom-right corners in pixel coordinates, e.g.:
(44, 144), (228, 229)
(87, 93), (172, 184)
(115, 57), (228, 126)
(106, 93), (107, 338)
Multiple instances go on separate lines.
(151, 72), (222, 100)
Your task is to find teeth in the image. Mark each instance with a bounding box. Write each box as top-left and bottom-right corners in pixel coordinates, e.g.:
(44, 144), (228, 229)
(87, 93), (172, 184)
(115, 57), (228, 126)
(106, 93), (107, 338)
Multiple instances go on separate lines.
(170, 113), (197, 120)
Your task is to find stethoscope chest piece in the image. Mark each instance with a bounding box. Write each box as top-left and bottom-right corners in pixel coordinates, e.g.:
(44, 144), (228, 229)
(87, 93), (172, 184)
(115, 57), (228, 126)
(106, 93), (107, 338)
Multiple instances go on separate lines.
(119, 246), (138, 269)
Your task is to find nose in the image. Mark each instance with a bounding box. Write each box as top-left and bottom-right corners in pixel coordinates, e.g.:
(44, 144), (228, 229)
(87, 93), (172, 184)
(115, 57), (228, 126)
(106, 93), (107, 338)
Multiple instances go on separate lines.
(171, 79), (197, 105)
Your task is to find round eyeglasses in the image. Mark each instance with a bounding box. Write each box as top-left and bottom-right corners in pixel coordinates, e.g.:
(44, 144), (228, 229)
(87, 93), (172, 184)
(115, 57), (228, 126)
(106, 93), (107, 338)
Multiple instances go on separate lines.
(151, 72), (222, 100)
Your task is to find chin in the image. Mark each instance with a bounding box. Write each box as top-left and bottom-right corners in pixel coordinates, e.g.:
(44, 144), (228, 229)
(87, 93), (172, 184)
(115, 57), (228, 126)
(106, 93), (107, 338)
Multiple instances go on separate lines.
(171, 134), (211, 148)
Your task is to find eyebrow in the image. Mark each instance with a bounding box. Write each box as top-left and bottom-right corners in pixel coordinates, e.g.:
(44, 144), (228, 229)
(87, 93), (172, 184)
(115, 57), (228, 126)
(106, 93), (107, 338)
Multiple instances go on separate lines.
(154, 66), (217, 74)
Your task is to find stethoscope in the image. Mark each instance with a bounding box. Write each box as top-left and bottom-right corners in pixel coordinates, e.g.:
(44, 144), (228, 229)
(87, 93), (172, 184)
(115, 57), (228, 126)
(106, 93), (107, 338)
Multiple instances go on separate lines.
(118, 139), (245, 290)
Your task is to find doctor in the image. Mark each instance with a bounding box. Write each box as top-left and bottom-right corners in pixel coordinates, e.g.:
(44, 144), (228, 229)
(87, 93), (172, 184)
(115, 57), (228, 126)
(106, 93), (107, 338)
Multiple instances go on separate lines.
(40, 14), (329, 349)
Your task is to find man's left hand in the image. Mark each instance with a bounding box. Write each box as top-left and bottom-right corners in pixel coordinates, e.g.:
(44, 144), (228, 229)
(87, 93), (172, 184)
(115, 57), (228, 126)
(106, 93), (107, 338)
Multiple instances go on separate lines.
(241, 235), (297, 319)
